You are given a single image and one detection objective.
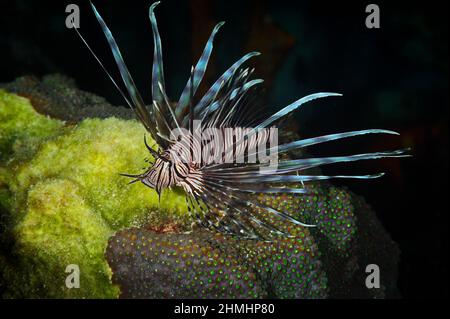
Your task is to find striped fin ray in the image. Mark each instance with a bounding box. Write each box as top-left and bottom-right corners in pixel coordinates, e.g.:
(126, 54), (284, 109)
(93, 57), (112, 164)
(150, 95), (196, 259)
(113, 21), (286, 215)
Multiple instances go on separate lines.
(203, 179), (316, 231)
(152, 101), (174, 139)
(219, 79), (264, 127)
(206, 149), (409, 177)
(280, 129), (399, 151)
(219, 92), (342, 163)
(207, 173), (385, 184)
(176, 22), (225, 119)
(229, 82), (266, 128)
(90, 2), (157, 140)
(274, 149), (410, 173)
(196, 68), (249, 122)
(247, 129), (400, 158)
(152, 82), (184, 139)
(197, 187), (264, 238)
(218, 129), (401, 168)
(200, 179), (292, 238)
(199, 176), (316, 237)
(237, 187), (309, 194)
(255, 92), (342, 130)
(203, 174), (309, 195)
(187, 183), (257, 237)
(230, 79), (264, 100)
(242, 197), (316, 228)
(199, 77), (262, 119)
(193, 52), (261, 116)
(206, 68), (254, 128)
(200, 68), (260, 129)
(182, 67), (260, 127)
(149, 2), (166, 104)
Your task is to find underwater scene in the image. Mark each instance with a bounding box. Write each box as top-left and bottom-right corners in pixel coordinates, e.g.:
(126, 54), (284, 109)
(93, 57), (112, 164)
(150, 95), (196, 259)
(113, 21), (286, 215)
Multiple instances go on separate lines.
(0, 0), (447, 303)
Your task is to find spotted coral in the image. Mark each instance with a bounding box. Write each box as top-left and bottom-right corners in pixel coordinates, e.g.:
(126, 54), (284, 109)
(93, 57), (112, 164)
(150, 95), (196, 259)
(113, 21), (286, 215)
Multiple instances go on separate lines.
(106, 226), (328, 298)
(106, 180), (399, 298)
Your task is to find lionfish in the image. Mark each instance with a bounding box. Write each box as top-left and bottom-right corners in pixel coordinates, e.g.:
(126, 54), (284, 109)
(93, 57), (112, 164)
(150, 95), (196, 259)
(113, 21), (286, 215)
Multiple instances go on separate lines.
(75, 2), (408, 239)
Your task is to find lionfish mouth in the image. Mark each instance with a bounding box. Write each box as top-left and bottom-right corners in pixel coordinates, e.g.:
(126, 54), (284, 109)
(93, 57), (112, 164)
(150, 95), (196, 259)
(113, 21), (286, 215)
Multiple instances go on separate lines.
(75, 1), (409, 240)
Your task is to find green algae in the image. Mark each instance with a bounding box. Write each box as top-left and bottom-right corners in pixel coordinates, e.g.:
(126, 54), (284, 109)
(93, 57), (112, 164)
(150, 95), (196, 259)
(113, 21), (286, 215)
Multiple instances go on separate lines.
(0, 90), (188, 298)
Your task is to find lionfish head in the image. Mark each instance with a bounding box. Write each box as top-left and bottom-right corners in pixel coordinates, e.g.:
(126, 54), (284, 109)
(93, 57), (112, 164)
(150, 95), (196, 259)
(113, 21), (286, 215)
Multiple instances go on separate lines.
(120, 135), (171, 196)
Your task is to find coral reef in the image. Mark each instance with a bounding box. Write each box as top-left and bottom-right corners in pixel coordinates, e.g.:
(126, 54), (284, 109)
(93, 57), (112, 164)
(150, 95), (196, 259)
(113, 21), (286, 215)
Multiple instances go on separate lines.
(107, 228), (328, 298)
(0, 75), (400, 298)
(106, 183), (399, 298)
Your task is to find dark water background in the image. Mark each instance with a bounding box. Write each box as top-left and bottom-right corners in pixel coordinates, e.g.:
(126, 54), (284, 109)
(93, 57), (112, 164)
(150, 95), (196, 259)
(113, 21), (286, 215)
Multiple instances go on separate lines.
(0, 0), (448, 298)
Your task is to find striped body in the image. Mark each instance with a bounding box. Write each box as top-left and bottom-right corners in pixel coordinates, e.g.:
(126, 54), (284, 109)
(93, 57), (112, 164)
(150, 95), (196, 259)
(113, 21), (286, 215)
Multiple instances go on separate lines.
(142, 126), (275, 196)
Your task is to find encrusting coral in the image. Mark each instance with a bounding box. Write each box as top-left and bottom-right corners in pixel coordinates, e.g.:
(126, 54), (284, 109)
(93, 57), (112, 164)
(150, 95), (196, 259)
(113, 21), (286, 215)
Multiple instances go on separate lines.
(0, 76), (400, 298)
(107, 225), (328, 298)
(106, 182), (398, 298)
